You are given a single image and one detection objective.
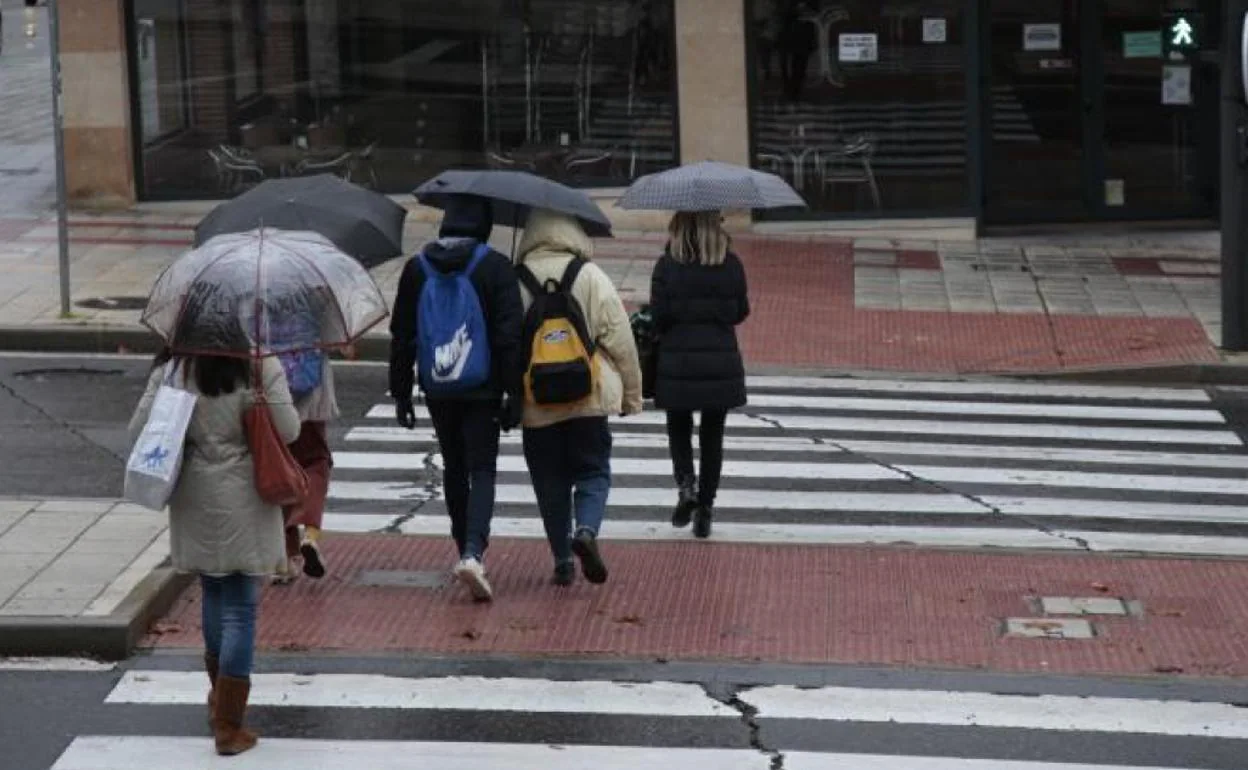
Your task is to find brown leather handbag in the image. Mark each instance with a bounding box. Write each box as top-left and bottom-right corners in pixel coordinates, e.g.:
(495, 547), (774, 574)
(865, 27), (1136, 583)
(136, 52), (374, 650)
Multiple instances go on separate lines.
(245, 359), (309, 506)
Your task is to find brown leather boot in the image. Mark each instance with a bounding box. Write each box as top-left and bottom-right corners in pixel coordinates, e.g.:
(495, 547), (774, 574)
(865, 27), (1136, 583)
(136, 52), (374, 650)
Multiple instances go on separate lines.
(213, 675), (258, 755)
(204, 653), (219, 727)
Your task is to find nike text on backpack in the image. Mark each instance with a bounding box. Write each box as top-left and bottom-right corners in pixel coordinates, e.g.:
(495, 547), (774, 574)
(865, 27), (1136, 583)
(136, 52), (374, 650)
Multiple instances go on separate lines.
(516, 257), (597, 406)
(415, 243), (493, 396)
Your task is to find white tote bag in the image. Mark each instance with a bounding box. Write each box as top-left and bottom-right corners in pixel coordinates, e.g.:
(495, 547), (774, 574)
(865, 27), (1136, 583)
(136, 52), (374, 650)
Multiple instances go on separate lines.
(124, 363), (198, 511)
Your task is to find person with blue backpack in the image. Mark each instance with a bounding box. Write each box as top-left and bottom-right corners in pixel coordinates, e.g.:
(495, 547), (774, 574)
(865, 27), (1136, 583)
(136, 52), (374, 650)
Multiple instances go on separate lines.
(389, 194), (524, 602)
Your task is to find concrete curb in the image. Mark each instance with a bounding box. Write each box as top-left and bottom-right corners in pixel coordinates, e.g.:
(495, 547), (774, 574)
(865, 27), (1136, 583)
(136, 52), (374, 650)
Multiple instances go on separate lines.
(0, 564), (191, 661)
(2, 324), (1245, 386)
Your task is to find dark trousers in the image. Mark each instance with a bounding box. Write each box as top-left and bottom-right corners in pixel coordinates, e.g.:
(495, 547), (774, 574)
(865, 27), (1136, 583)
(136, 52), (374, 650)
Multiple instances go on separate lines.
(427, 398), (500, 561)
(665, 409), (728, 507)
(522, 417), (612, 565)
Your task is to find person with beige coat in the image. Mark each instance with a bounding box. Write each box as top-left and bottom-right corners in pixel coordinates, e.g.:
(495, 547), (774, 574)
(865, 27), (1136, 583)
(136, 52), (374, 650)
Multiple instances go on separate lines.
(515, 208), (643, 587)
(129, 351), (300, 756)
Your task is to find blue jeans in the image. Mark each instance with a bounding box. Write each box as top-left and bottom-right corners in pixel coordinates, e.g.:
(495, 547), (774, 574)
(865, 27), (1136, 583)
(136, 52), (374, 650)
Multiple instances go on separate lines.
(200, 574), (260, 679)
(522, 417), (612, 565)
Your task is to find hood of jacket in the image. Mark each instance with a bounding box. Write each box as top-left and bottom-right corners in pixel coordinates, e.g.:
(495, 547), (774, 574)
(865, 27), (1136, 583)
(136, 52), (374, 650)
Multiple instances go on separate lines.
(421, 237), (488, 273)
(517, 209), (593, 264)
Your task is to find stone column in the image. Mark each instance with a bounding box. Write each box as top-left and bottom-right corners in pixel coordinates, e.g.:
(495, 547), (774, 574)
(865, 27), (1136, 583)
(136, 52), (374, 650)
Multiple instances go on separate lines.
(672, 0), (751, 229)
(673, 0), (749, 166)
(59, 0), (135, 208)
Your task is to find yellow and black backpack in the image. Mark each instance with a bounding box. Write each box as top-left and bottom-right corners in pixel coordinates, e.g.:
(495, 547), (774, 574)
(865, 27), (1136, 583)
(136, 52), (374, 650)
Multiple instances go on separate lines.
(516, 258), (598, 406)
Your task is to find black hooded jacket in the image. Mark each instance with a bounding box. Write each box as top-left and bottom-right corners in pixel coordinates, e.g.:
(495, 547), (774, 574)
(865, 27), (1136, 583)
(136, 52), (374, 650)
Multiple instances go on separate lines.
(389, 199), (524, 404)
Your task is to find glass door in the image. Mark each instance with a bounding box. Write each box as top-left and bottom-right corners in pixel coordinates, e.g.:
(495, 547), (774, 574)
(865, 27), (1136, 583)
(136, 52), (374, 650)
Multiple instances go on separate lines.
(984, 0), (1220, 224)
(1096, 0), (1218, 219)
(985, 0), (1088, 221)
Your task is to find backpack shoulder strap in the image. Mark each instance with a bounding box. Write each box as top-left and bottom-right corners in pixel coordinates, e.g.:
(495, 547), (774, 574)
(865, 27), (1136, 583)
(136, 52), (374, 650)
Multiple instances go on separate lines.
(514, 264), (543, 298)
(415, 249), (436, 280)
(560, 256), (587, 294)
(464, 242), (491, 276)
(557, 257), (596, 356)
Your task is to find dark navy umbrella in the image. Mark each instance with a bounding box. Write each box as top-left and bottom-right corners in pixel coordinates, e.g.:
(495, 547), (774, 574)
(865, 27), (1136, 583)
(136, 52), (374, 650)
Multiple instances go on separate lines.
(414, 169), (613, 238)
(195, 174), (408, 268)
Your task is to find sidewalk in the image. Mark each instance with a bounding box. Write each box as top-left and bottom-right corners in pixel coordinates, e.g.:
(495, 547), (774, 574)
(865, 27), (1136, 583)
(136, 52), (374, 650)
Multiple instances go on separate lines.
(0, 208), (1224, 375)
(0, 497), (184, 660)
(145, 531), (1248, 678)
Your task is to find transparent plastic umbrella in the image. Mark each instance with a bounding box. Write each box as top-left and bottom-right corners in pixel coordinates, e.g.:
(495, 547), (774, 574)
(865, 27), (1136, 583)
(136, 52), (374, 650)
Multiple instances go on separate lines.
(141, 228), (389, 357)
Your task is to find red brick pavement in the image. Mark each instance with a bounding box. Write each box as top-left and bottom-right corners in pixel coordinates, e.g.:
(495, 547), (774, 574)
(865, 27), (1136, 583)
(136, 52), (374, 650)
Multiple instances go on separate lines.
(147, 535), (1248, 678)
(731, 236), (1217, 372)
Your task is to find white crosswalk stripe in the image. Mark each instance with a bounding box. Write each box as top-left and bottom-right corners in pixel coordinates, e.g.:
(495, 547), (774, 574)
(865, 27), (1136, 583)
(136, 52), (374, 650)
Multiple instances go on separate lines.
(49, 671), (1246, 769)
(322, 376), (1248, 557)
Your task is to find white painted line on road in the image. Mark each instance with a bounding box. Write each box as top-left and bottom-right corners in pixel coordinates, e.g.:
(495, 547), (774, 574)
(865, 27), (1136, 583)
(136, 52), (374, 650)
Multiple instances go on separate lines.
(334, 452), (902, 480)
(328, 482), (986, 513)
(335, 452), (1248, 495)
(328, 482), (1248, 523)
(746, 393), (1224, 423)
(105, 672), (736, 717)
(0, 657), (116, 672)
(984, 497), (1248, 524)
(346, 427), (1248, 470)
(743, 375), (1212, 402)
(364, 406), (1242, 445)
(51, 737), (767, 770)
(318, 514), (1248, 557)
(740, 685), (1248, 739)
(786, 753), (1193, 770)
(900, 466), (1248, 496)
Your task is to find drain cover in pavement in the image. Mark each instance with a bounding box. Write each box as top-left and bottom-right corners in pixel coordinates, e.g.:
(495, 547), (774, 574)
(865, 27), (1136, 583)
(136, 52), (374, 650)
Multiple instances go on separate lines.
(1004, 618), (1095, 639)
(75, 296), (149, 310)
(0, 168), (38, 177)
(355, 570), (447, 589)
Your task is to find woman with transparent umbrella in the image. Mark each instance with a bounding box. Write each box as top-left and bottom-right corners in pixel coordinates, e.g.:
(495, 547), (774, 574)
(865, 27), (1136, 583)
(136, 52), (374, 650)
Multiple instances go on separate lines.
(132, 228), (387, 755)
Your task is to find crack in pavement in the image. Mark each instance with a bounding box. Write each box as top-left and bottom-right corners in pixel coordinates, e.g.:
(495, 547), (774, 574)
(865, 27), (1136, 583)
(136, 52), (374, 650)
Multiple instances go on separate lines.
(382, 444), (442, 534)
(703, 684), (784, 769)
(741, 410), (1092, 552)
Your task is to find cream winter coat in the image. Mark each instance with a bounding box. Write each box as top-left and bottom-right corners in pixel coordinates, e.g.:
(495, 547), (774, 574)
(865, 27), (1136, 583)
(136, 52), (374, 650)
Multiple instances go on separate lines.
(128, 356), (301, 576)
(516, 209), (643, 429)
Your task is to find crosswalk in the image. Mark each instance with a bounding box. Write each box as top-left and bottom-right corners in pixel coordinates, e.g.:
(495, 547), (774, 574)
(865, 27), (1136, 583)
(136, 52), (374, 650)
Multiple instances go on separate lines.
(320, 376), (1248, 558)
(47, 666), (1248, 768)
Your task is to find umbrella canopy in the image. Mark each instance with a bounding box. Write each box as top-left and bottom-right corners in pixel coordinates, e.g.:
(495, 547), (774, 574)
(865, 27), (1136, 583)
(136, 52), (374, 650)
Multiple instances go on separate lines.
(414, 169), (613, 238)
(615, 161), (807, 212)
(194, 174), (408, 268)
(143, 228), (388, 357)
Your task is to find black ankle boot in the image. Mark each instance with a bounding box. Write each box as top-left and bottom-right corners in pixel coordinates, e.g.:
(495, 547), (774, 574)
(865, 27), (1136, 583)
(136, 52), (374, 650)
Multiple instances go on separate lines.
(671, 476), (698, 528)
(692, 504), (713, 539)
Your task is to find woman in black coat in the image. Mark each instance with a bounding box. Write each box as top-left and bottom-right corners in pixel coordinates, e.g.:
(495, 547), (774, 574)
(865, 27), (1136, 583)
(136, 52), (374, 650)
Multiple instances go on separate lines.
(649, 211), (750, 538)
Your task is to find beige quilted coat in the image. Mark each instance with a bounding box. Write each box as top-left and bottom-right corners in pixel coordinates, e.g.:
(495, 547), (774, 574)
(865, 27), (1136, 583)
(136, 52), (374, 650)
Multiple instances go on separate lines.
(515, 209), (643, 429)
(128, 356), (301, 576)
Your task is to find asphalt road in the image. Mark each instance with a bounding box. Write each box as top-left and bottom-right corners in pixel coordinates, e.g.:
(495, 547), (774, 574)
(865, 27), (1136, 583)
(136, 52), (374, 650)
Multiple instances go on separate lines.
(9, 654), (1248, 770)
(0, 353), (384, 499)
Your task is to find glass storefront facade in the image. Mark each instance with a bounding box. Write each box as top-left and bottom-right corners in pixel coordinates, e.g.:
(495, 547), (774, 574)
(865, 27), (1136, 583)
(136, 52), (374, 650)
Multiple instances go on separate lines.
(122, 0), (1223, 226)
(745, 0), (1221, 224)
(748, 0), (972, 218)
(129, 0), (678, 199)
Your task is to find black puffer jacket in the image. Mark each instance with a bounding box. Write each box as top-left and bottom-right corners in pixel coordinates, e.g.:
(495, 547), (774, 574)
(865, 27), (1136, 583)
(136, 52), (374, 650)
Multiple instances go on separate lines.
(649, 250), (750, 412)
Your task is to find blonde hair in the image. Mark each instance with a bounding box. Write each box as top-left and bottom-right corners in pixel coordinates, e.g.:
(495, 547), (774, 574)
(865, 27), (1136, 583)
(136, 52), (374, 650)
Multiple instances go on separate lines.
(668, 211), (729, 266)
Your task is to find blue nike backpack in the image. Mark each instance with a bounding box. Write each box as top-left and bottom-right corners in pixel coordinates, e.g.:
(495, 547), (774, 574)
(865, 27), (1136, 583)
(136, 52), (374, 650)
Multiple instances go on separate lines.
(415, 243), (492, 395)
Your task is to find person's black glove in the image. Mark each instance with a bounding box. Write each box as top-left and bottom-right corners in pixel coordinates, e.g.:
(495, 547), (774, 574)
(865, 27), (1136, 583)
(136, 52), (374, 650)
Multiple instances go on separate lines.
(498, 394), (523, 432)
(395, 398), (417, 430)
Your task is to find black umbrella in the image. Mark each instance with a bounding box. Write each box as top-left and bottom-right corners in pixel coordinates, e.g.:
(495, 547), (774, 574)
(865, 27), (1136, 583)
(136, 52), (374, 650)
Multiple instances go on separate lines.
(195, 174), (408, 268)
(413, 169), (613, 238)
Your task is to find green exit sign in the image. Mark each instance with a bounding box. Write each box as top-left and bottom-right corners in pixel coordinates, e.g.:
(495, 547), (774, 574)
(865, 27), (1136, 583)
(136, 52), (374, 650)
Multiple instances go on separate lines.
(1163, 12), (1202, 54)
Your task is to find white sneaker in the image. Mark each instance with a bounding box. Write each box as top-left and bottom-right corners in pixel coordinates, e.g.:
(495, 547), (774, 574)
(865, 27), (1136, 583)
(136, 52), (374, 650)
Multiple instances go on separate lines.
(453, 558), (493, 601)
